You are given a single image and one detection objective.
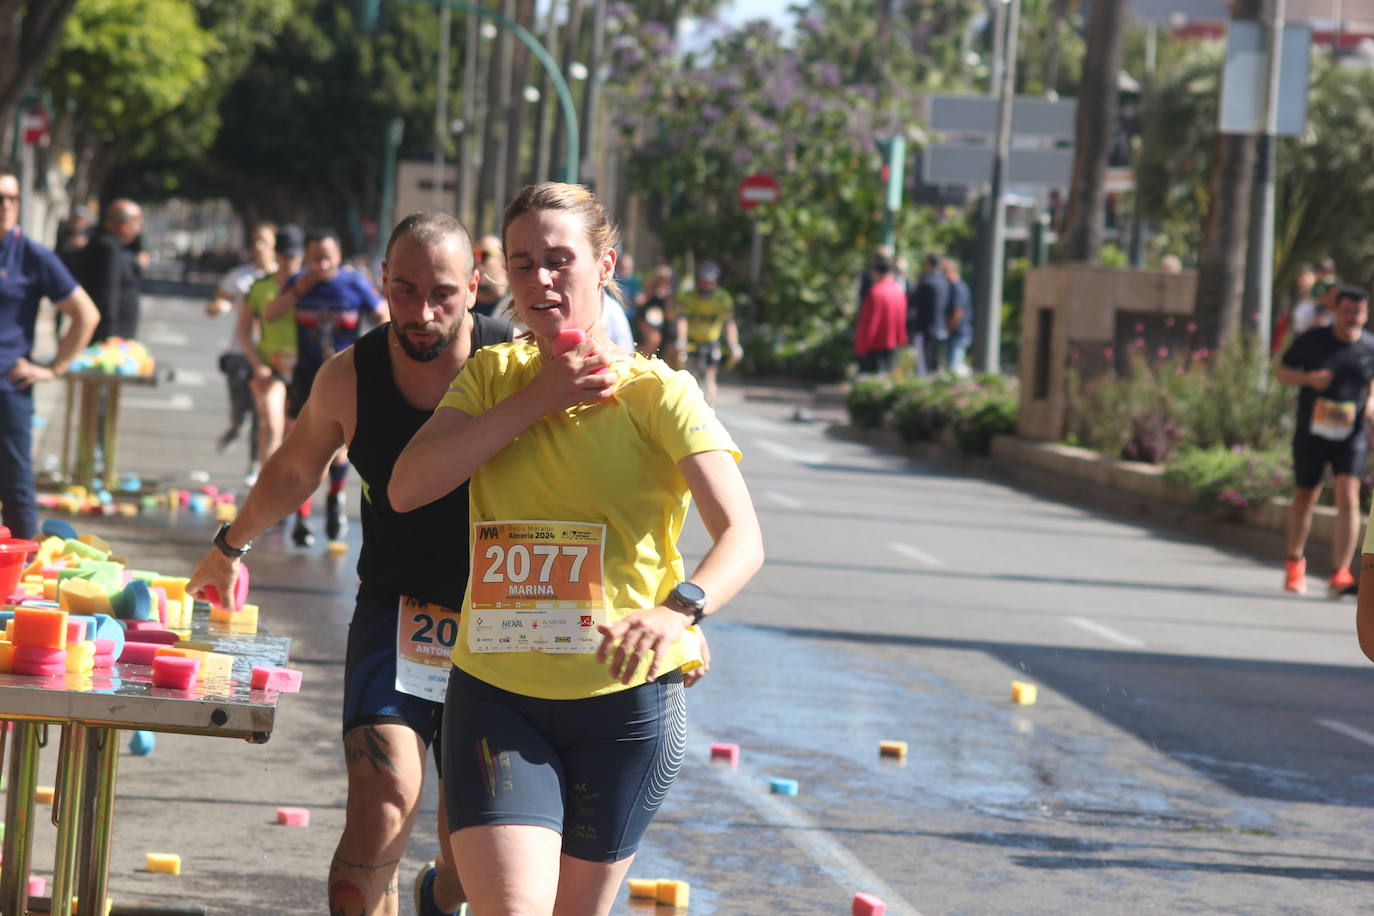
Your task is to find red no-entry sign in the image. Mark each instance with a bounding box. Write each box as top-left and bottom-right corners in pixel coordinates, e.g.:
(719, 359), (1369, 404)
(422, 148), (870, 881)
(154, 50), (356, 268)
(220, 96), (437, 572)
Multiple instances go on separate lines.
(737, 172), (780, 211)
(21, 109), (49, 145)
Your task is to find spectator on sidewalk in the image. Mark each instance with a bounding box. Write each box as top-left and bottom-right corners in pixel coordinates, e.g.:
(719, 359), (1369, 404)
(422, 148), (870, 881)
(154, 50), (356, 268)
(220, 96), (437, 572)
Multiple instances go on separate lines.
(74, 199), (143, 342)
(1277, 286), (1374, 597)
(943, 258), (973, 376)
(908, 253), (949, 375)
(853, 253), (907, 374)
(0, 162), (99, 539)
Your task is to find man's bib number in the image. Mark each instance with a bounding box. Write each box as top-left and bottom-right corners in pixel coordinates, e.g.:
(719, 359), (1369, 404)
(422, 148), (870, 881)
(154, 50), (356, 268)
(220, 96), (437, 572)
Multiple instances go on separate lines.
(395, 597), (461, 702)
(1312, 397), (1357, 441)
(467, 521), (607, 654)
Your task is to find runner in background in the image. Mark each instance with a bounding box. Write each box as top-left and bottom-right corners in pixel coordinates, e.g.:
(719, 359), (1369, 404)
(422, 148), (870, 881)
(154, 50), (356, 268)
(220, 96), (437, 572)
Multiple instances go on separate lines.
(1277, 286), (1374, 597)
(263, 229), (388, 546)
(676, 261), (742, 405)
(236, 224), (304, 483)
(207, 222), (277, 479)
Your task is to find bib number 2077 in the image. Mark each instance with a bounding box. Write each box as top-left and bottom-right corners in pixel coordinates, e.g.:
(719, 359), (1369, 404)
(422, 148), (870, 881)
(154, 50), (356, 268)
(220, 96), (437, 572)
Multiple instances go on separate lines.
(480, 544), (589, 584)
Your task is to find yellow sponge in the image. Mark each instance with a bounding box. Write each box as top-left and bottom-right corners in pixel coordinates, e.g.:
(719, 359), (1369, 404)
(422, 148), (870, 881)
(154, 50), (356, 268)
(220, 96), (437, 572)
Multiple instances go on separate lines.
(878, 740), (908, 760)
(77, 533), (111, 554)
(155, 647), (233, 683)
(37, 785), (55, 805)
(656, 880), (690, 908)
(210, 603), (258, 633)
(58, 578), (112, 615)
(146, 852), (181, 874)
(65, 640), (96, 673)
(214, 503), (237, 523)
(626, 878), (660, 899)
(1010, 681), (1038, 705)
(152, 577), (190, 604)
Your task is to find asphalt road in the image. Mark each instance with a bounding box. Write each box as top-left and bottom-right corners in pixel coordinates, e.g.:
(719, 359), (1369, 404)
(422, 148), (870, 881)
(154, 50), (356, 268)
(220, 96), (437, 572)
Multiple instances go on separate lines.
(19, 290), (1374, 915)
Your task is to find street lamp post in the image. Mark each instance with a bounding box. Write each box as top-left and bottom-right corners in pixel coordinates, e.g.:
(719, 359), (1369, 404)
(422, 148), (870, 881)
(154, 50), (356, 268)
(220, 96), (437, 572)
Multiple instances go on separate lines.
(974, 0), (1020, 374)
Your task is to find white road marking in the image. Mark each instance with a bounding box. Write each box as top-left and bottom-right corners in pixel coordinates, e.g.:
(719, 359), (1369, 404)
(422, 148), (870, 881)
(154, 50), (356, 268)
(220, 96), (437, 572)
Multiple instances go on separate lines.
(764, 489), (802, 509)
(1065, 616), (1146, 648)
(170, 369), (206, 387)
(755, 438), (828, 465)
(889, 541), (945, 568)
(721, 413), (789, 431)
(123, 393), (194, 411)
(146, 330), (189, 346)
(695, 740), (923, 916)
(1315, 718), (1374, 748)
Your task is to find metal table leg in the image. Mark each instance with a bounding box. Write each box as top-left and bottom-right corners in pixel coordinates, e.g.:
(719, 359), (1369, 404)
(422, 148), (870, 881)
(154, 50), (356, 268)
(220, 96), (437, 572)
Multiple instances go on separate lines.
(103, 382), (122, 484)
(1, 722), (43, 916)
(62, 378), (76, 484)
(51, 724), (89, 916)
(76, 728), (119, 916)
(74, 381), (99, 491)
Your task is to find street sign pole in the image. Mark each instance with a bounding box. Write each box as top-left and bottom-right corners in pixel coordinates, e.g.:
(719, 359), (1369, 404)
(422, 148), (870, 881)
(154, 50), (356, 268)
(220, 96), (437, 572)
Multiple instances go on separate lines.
(1245, 0), (1286, 353)
(974, 0), (1020, 375)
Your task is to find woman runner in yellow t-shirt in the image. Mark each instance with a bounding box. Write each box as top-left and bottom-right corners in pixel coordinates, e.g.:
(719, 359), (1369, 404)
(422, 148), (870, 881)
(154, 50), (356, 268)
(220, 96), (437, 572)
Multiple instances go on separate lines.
(391, 183), (763, 915)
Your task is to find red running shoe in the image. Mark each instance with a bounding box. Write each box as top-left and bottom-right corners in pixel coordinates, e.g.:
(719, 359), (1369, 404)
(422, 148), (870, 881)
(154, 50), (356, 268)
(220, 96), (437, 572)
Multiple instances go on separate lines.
(1284, 557), (1307, 594)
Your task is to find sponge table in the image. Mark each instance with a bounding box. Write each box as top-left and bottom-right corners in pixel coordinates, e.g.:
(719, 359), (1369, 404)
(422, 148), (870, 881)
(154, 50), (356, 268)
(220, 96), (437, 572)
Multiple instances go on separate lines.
(59, 370), (160, 492)
(0, 619), (290, 916)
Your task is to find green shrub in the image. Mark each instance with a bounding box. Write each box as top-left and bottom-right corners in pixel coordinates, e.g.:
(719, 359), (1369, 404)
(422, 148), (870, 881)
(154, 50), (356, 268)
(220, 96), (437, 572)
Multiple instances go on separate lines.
(952, 386), (1019, 455)
(1163, 445), (1291, 516)
(892, 377), (959, 443)
(846, 377), (900, 429)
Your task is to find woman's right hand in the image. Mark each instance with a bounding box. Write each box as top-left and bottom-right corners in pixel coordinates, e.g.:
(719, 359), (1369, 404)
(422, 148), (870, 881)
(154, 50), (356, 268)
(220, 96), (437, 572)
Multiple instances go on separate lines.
(530, 342), (618, 412)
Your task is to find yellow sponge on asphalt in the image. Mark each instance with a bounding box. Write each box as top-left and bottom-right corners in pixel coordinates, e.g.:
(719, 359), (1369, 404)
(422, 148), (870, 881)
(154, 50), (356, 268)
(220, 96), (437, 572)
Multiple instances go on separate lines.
(146, 852), (181, 874)
(626, 878), (659, 899)
(878, 740), (908, 760)
(656, 880), (690, 908)
(1011, 681), (1038, 705)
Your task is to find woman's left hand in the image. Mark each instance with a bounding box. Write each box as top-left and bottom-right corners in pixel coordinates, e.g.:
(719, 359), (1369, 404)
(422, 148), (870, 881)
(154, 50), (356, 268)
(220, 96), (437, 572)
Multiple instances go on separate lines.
(597, 606), (692, 685)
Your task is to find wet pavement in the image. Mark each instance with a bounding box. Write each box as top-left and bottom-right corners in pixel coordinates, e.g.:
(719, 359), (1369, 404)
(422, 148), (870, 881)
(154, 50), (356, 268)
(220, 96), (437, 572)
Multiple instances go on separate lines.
(13, 290), (1374, 914)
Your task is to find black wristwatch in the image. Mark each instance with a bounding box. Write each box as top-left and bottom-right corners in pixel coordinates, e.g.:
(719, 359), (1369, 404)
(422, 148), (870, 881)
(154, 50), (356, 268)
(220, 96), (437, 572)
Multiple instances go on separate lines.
(212, 522), (252, 559)
(665, 581), (707, 626)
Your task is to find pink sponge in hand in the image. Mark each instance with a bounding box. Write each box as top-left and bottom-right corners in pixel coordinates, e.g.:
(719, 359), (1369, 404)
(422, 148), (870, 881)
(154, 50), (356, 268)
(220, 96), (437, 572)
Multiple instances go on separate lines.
(202, 564), (250, 612)
(151, 655), (199, 690)
(251, 666), (303, 693)
(553, 328), (608, 373)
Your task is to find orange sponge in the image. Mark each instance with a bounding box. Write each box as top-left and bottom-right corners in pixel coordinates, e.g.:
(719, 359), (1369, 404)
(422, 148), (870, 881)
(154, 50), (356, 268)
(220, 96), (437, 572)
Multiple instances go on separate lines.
(12, 607), (68, 649)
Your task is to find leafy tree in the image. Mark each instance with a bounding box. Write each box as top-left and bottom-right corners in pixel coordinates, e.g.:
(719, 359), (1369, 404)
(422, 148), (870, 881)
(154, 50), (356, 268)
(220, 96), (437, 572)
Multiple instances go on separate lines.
(44, 0), (212, 201)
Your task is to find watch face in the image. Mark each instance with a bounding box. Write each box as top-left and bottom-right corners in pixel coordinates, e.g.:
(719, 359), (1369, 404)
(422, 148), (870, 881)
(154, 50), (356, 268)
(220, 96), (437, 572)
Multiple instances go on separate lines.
(675, 582), (707, 607)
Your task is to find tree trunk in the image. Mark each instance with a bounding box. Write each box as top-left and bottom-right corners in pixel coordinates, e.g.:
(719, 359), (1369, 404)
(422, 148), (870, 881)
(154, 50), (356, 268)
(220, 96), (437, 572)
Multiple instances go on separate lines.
(551, 0), (584, 185)
(1193, 0), (1266, 348)
(503, 0), (537, 201)
(1059, 0), (1125, 262)
(1042, 0), (1068, 94)
(530, 0), (560, 183)
(0, 0), (79, 148)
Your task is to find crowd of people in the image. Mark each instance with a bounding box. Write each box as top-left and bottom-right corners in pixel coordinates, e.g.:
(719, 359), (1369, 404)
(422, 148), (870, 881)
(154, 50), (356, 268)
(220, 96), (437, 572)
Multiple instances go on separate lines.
(853, 247), (973, 378)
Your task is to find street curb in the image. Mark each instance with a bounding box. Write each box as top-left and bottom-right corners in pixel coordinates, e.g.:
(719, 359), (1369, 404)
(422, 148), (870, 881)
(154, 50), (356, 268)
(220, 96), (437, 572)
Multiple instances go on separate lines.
(827, 424), (1351, 566)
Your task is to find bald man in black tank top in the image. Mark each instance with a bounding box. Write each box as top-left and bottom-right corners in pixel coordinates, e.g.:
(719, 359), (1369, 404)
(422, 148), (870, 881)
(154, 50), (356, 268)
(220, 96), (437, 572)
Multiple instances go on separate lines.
(188, 212), (508, 916)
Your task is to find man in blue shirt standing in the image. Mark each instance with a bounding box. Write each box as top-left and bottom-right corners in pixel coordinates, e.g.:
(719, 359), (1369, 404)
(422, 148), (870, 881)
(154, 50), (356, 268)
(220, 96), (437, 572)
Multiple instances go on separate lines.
(264, 229), (387, 546)
(943, 258), (973, 376)
(0, 162), (99, 538)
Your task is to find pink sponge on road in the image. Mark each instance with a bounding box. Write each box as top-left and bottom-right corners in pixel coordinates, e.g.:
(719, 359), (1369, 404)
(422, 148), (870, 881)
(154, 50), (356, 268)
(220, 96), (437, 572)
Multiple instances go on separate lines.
(15, 646), (67, 677)
(852, 892), (886, 916)
(276, 807), (310, 826)
(251, 666), (303, 693)
(151, 655), (199, 690)
(709, 742), (740, 766)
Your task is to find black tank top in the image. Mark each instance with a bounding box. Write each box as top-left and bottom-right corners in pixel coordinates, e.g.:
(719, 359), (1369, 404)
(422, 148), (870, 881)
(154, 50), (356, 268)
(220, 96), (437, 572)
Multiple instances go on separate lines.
(350, 316), (513, 607)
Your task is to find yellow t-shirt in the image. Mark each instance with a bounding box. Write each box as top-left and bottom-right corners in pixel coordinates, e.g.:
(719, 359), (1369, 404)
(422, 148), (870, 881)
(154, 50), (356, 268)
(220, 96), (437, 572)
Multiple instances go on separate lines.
(677, 288), (735, 346)
(438, 342), (741, 699)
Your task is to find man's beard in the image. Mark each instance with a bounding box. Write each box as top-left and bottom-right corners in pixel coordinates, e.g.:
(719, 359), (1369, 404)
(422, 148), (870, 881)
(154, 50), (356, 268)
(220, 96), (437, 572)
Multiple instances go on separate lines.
(395, 323), (460, 363)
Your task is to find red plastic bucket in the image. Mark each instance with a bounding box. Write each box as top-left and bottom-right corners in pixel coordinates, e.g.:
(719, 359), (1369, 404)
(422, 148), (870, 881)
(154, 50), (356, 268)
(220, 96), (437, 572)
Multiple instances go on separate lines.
(0, 539), (39, 600)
